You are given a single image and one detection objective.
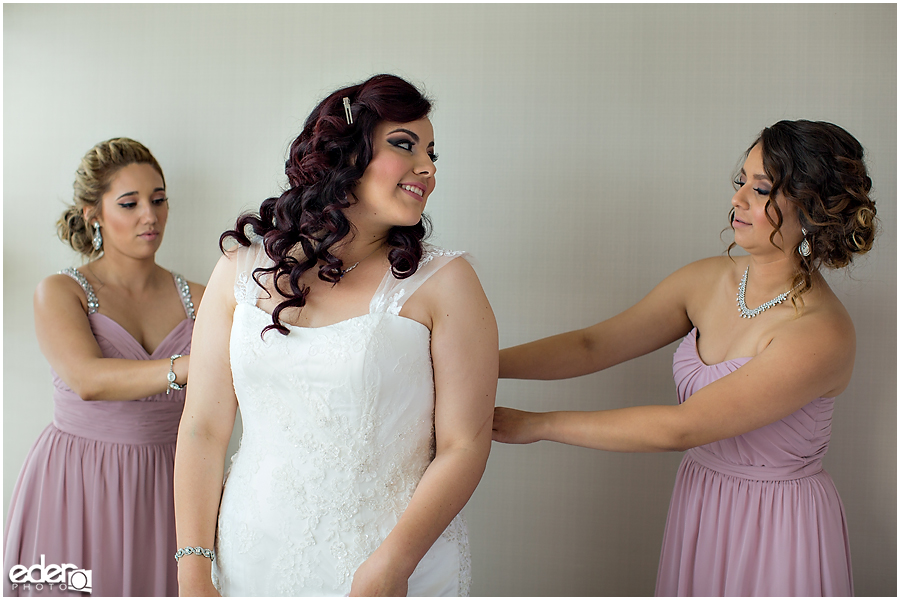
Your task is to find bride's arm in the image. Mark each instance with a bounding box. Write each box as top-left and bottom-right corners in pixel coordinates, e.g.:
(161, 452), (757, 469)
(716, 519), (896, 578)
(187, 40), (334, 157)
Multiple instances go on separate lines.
(350, 257), (498, 596)
(174, 254), (240, 597)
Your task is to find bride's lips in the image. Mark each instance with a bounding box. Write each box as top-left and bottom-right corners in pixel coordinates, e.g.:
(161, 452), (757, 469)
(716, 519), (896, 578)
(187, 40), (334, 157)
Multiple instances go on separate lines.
(138, 231), (160, 240)
(733, 218), (750, 227)
(398, 183), (426, 201)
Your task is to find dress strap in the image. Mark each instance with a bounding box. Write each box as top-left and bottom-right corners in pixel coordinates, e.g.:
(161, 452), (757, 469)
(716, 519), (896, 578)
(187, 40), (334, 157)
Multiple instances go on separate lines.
(59, 267), (99, 314)
(232, 239), (272, 306)
(370, 245), (470, 316)
(59, 268), (195, 320)
(172, 272), (196, 320)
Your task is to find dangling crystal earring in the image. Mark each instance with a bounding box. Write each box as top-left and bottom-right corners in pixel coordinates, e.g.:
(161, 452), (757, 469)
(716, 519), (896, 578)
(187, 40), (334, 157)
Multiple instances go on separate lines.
(799, 227), (811, 257)
(92, 222), (103, 251)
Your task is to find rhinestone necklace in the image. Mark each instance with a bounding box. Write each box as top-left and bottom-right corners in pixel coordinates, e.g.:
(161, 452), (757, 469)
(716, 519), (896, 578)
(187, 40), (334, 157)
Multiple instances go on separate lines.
(736, 267), (796, 319)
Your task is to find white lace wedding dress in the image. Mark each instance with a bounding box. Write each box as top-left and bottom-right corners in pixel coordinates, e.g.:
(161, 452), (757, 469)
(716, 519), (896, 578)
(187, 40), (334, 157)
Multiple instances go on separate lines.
(211, 241), (472, 596)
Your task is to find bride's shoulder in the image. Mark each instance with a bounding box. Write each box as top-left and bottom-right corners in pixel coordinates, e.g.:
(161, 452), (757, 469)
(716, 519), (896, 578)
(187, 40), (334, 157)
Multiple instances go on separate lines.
(222, 236), (264, 259)
(401, 245), (491, 332)
(416, 247), (482, 296)
(420, 244), (469, 265)
(415, 245), (477, 283)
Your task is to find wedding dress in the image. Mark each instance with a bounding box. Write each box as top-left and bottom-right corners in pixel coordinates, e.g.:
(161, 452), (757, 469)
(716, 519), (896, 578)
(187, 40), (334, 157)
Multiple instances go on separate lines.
(212, 241), (471, 596)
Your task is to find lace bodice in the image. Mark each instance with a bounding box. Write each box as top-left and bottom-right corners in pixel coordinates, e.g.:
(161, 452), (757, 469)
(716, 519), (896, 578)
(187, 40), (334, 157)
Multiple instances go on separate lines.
(213, 241), (471, 596)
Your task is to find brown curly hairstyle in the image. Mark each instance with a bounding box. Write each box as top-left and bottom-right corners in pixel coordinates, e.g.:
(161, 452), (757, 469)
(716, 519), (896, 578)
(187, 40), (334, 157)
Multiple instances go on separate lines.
(729, 120), (877, 306)
(56, 138), (165, 258)
(220, 74), (433, 336)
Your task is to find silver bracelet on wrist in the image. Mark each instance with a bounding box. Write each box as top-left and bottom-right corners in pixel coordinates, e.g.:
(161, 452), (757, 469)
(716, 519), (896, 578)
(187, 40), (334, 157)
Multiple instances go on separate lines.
(166, 354), (185, 395)
(174, 546), (215, 563)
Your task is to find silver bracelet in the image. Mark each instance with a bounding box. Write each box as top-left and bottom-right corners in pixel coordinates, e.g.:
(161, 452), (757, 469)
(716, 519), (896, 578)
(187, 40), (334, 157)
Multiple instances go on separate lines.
(166, 354), (185, 395)
(174, 546), (215, 563)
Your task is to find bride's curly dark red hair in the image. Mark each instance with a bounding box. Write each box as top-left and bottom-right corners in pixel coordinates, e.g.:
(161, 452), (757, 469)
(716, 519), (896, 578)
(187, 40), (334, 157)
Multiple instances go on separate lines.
(220, 74), (433, 335)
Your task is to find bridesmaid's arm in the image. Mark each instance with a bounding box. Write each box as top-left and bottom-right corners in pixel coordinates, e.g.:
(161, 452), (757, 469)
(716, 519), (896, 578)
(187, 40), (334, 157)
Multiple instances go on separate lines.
(350, 258), (498, 596)
(32, 274), (194, 400)
(174, 254), (239, 597)
(499, 259), (715, 380)
(493, 308), (855, 452)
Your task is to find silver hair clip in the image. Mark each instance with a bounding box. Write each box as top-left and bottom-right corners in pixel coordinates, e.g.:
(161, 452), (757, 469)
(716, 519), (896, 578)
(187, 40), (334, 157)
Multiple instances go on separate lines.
(343, 97), (353, 125)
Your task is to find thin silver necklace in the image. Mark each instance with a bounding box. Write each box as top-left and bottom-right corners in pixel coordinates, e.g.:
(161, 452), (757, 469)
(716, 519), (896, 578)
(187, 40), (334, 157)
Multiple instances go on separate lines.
(736, 267), (796, 318)
(338, 261), (360, 277)
(337, 245), (382, 278)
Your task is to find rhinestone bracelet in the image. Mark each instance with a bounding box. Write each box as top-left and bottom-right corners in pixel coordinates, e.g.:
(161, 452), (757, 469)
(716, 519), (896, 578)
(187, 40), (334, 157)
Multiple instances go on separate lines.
(166, 354), (185, 395)
(174, 546), (216, 563)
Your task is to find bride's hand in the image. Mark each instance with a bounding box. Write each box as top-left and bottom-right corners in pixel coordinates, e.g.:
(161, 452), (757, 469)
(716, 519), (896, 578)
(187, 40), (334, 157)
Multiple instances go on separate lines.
(492, 406), (544, 444)
(177, 562), (221, 597)
(349, 550), (409, 597)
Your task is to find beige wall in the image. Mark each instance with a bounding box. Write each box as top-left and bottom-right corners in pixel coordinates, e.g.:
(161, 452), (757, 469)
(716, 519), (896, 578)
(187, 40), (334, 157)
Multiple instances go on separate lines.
(4, 4), (895, 595)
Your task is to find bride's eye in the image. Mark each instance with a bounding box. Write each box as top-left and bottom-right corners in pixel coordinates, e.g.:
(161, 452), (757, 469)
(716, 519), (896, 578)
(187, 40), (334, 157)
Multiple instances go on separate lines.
(389, 139), (414, 152)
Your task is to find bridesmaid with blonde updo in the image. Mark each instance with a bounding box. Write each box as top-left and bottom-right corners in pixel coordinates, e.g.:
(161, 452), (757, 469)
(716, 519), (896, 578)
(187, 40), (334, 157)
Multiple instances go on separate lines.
(3, 138), (204, 596)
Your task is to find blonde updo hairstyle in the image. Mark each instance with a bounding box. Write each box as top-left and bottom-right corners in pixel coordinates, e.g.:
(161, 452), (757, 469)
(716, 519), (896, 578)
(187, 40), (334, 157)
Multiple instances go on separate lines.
(57, 138), (165, 258)
(730, 120), (877, 307)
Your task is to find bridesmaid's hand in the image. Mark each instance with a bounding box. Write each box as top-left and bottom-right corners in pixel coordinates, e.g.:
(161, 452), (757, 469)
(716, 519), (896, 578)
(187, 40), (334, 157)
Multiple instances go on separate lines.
(174, 354), (191, 387)
(492, 407), (544, 444)
(349, 551), (409, 597)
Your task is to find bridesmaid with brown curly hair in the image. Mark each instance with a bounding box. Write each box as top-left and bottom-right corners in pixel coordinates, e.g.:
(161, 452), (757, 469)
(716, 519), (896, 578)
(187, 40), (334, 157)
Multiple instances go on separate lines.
(493, 120), (876, 596)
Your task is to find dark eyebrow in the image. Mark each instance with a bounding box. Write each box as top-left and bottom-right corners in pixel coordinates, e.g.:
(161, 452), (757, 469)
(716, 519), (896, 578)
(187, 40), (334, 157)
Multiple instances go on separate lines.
(739, 168), (771, 182)
(387, 128), (418, 141)
(387, 128), (435, 148)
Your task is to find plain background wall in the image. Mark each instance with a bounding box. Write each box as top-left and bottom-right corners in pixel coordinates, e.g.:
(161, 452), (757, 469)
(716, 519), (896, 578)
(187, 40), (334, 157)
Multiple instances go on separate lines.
(4, 4), (895, 596)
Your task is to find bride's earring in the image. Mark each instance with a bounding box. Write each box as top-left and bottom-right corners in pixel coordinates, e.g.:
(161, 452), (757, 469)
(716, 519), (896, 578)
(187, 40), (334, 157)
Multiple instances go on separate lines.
(92, 222), (103, 251)
(799, 227), (811, 257)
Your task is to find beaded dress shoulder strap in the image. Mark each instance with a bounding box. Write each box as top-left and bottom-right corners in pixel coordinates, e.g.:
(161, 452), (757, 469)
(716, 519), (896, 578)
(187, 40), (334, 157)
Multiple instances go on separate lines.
(172, 272), (196, 320)
(59, 268), (100, 315)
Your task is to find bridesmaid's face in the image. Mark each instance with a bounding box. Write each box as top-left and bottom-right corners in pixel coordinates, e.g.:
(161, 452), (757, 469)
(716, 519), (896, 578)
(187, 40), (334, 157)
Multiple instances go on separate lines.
(731, 144), (802, 256)
(88, 163), (168, 260)
(346, 119), (437, 231)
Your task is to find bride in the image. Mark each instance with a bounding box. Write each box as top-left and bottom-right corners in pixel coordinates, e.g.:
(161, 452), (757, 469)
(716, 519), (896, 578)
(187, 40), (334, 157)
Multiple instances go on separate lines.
(174, 74), (498, 596)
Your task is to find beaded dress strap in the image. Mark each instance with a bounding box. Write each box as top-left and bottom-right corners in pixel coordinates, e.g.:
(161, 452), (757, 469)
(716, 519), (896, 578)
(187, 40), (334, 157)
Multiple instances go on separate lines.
(59, 268), (195, 320)
(59, 268), (99, 314)
(172, 272), (196, 320)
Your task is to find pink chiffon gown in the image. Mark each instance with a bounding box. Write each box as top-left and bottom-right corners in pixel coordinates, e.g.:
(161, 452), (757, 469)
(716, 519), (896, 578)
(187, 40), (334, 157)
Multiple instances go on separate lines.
(656, 327), (853, 596)
(3, 269), (195, 597)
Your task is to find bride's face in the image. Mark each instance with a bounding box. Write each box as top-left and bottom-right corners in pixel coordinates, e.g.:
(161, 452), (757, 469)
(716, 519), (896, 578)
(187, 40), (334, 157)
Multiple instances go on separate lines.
(347, 119), (437, 230)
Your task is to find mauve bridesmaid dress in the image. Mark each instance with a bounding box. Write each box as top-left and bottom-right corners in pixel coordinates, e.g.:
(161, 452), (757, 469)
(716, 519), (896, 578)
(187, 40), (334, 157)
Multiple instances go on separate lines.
(3, 269), (194, 597)
(655, 328), (853, 596)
